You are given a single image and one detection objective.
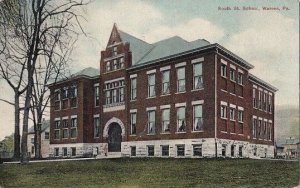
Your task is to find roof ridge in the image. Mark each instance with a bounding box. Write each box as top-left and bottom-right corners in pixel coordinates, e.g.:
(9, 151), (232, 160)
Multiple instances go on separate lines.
(151, 35), (187, 45)
(118, 30), (151, 45)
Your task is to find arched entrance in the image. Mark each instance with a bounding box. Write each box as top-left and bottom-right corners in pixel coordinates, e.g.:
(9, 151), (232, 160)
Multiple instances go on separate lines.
(107, 123), (122, 152)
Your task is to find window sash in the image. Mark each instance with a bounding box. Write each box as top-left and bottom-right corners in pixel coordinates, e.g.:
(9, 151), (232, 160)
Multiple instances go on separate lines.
(131, 113), (137, 135)
(70, 128), (77, 138)
(221, 106), (227, 118)
(221, 65), (227, 77)
(177, 107), (186, 132)
(177, 68), (185, 92)
(130, 78), (137, 100)
(193, 105), (203, 131)
(229, 108), (235, 120)
(94, 117), (100, 138)
(148, 111), (155, 134)
(193, 145), (202, 156)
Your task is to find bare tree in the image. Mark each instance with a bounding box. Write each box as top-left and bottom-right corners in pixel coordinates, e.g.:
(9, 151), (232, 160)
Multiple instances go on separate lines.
(0, 0), (28, 160)
(30, 27), (75, 159)
(0, 0), (89, 163)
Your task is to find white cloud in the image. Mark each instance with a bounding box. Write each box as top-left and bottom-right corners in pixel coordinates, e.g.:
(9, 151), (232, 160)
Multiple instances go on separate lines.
(225, 12), (299, 106)
(146, 18), (224, 43)
(71, 1), (224, 70)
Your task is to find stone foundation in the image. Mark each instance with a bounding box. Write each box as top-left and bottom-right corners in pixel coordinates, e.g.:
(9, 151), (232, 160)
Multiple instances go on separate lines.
(49, 139), (274, 159)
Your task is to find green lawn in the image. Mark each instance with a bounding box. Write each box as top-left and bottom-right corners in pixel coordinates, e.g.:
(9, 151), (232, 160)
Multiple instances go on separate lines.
(0, 158), (299, 188)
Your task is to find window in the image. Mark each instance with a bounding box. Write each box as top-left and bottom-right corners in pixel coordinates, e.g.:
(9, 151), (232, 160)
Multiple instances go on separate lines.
(193, 105), (203, 131)
(119, 87), (124, 102)
(31, 146), (35, 154)
(161, 109), (170, 133)
(254, 147), (257, 156)
(44, 132), (49, 140)
(94, 85), (100, 107)
(253, 88), (257, 108)
(252, 118), (257, 138)
(113, 46), (117, 56)
(113, 59), (118, 70)
(162, 70), (170, 95)
(268, 123), (272, 140)
(71, 147), (76, 156)
(62, 119), (68, 128)
(239, 146), (243, 157)
(31, 137), (34, 144)
(221, 64), (227, 77)
(61, 87), (68, 99)
(106, 61), (111, 71)
(263, 93), (267, 111)
(231, 145), (235, 157)
(54, 90), (60, 110)
(148, 146), (154, 156)
(221, 105), (227, 118)
(238, 110), (243, 122)
(54, 130), (60, 139)
(54, 90), (60, 101)
(177, 145), (185, 156)
(177, 107), (186, 132)
(258, 120), (262, 138)
(268, 94), (272, 113)
(68, 86), (77, 98)
(62, 129), (68, 139)
(70, 118), (77, 138)
(148, 110), (155, 134)
(130, 78), (137, 100)
(229, 108), (235, 121)
(105, 80), (125, 105)
(230, 69), (235, 81)
(264, 121), (267, 139)
(222, 144), (226, 156)
(258, 90), (262, 109)
(54, 148), (59, 157)
(131, 146), (136, 156)
(193, 63), (203, 89)
(237, 73), (243, 85)
(193, 145), (202, 157)
(177, 67), (185, 92)
(54, 120), (60, 139)
(148, 74), (155, 97)
(161, 145), (169, 156)
(94, 117), (100, 138)
(130, 112), (137, 135)
(61, 88), (68, 109)
(120, 57), (124, 68)
(63, 147), (68, 156)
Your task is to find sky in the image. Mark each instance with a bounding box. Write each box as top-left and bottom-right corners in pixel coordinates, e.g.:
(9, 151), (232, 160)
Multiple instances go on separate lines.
(0, 0), (299, 140)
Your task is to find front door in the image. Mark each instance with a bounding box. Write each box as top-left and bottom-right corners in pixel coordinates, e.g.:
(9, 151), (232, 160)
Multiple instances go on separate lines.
(107, 123), (122, 152)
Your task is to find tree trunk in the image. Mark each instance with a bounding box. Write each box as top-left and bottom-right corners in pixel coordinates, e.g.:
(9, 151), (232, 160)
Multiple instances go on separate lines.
(34, 118), (42, 159)
(13, 93), (20, 160)
(21, 79), (33, 163)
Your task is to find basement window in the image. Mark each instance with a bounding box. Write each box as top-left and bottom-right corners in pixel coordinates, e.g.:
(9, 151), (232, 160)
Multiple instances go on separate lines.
(222, 144), (226, 157)
(177, 145), (185, 157)
(131, 146), (136, 156)
(161, 145), (169, 156)
(148, 146), (154, 156)
(193, 145), (202, 157)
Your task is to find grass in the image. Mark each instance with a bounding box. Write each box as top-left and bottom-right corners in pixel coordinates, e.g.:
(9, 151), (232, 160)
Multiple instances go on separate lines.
(0, 158), (299, 188)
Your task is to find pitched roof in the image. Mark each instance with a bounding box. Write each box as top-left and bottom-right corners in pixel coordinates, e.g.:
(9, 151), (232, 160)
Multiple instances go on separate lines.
(249, 73), (278, 92)
(28, 120), (50, 134)
(71, 67), (100, 78)
(118, 30), (210, 66)
(49, 67), (100, 86)
(119, 30), (153, 65)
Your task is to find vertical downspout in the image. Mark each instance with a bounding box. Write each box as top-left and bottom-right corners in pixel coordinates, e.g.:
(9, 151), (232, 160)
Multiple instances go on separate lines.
(214, 50), (218, 158)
